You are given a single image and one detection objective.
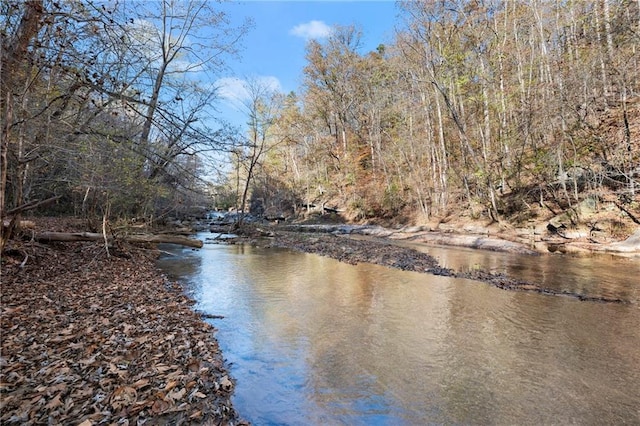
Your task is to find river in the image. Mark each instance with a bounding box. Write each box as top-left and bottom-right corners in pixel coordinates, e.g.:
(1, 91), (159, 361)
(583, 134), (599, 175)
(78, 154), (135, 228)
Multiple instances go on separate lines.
(157, 234), (640, 425)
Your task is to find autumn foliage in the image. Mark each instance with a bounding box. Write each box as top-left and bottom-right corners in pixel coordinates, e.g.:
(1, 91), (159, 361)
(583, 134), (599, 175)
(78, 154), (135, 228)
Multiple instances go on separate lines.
(241, 1), (639, 228)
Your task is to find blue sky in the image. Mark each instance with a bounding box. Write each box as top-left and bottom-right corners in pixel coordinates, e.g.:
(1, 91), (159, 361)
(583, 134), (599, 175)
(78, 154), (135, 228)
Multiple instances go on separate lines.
(215, 1), (400, 127)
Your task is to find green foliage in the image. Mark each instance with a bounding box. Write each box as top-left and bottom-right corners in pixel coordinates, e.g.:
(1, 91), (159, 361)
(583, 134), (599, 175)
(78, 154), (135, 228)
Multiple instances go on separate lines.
(381, 183), (406, 217)
(349, 196), (374, 221)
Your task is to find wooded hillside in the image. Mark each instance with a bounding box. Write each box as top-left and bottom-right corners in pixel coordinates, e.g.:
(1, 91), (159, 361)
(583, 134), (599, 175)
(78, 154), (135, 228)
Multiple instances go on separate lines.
(243, 0), (639, 231)
(2, 0), (639, 251)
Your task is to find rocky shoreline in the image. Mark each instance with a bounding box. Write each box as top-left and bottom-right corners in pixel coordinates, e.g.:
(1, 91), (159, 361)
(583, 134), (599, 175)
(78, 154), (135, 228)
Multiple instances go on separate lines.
(272, 221), (640, 257)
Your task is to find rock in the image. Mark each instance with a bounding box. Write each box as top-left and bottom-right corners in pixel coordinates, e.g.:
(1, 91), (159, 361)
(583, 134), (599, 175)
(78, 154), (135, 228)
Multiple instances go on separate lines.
(608, 228), (640, 252)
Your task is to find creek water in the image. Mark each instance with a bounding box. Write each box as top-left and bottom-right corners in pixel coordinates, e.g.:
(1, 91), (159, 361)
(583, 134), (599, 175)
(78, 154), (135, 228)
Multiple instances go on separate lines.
(157, 235), (640, 425)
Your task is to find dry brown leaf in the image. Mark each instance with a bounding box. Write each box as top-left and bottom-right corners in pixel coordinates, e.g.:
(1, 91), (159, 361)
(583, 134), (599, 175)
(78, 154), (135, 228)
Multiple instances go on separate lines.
(110, 386), (137, 410)
(219, 376), (233, 391)
(164, 380), (178, 392)
(155, 364), (171, 373)
(189, 409), (203, 420)
(48, 383), (67, 394)
(135, 335), (149, 344)
(167, 387), (186, 402)
(45, 394), (63, 410)
(186, 359), (201, 372)
(151, 398), (170, 414)
(166, 368), (183, 379)
(132, 378), (150, 389)
(68, 341), (84, 350)
(60, 324), (75, 335)
(78, 354), (97, 365)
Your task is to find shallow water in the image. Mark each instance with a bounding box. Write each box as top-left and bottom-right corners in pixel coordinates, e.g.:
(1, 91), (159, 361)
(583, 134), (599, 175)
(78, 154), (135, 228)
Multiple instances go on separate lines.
(157, 237), (640, 425)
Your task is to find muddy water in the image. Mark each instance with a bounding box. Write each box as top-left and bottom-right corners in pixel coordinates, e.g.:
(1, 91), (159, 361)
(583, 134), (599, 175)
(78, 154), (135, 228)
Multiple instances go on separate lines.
(157, 237), (640, 425)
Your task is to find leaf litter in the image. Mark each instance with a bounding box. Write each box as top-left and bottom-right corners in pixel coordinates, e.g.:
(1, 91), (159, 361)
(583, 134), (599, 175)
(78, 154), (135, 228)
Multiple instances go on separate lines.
(1, 218), (246, 425)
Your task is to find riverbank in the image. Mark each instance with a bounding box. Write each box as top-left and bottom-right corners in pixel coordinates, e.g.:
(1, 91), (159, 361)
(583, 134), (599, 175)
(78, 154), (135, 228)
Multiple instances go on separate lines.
(0, 218), (243, 425)
(212, 196), (640, 258)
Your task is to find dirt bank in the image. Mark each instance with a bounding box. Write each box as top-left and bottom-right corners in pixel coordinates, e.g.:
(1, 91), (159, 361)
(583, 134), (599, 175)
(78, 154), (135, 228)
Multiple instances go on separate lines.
(1, 218), (243, 425)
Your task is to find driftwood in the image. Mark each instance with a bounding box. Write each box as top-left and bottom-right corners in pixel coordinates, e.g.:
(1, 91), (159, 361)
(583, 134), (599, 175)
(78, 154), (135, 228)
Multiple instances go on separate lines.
(34, 232), (203, 248)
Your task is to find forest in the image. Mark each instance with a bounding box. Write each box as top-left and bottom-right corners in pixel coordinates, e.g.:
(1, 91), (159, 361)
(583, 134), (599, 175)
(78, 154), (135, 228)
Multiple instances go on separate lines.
(2, 0), (639, 252)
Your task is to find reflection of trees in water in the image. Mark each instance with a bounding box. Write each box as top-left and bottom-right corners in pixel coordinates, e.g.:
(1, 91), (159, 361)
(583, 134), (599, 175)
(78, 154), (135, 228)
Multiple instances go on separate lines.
(161, 245), (640, 424)
(425, 244), (639, 302)
(504, 252), (640, 302)
(444, 273), (640, 424)
(266, 261), (454, 421)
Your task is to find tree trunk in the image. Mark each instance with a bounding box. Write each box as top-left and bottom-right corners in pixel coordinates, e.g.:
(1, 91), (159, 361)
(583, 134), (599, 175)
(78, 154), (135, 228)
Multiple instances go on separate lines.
(0, 0), (45, 253)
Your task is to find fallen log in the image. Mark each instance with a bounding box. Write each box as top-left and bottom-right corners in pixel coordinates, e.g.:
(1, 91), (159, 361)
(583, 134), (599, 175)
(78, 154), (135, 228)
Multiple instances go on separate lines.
(34, 232), (203, 248)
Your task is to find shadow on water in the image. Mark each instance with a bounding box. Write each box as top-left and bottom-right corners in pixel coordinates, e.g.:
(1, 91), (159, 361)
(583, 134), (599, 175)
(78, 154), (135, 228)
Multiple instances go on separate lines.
(157, 235), (640, 425)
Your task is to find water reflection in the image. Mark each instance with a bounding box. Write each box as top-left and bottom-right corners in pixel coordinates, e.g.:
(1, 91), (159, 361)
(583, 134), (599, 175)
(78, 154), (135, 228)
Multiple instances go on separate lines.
(157, 238), (640, 425)
(392, 240), (640, 302)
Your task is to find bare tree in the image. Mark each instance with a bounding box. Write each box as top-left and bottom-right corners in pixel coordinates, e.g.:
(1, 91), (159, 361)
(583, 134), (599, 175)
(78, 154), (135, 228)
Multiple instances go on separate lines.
(234, 78), (284, 226)
(0, 0), (250, 252)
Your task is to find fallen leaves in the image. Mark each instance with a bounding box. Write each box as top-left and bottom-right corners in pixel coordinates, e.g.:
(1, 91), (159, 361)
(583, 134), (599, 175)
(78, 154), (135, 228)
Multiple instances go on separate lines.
(1, 218), (244, 425)
(109, 386), (137, 411)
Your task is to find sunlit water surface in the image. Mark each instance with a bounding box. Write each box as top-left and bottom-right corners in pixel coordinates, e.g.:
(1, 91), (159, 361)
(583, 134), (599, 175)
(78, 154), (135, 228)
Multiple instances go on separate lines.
(157, 235), (640, 425)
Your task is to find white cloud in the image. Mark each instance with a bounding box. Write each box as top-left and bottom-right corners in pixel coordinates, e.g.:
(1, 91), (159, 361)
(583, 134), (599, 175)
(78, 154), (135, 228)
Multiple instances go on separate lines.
(216, 77), (248, 108)
(256, 76), (283, 92)
(169, 59), (204, 74)
(289, 20), (333, 40)
(215, 76), (283, 110)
